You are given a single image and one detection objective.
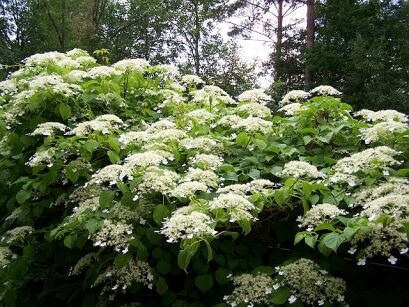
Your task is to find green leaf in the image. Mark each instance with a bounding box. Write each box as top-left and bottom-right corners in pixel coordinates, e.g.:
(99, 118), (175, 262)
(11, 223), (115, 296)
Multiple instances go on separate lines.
(274, 188), (288, 206)
(16, 189), (31, 204)
(269, 287), (291, 305)
(303, 135), (313, 145)
(85, 219), (102, 234)
(203, 239), (213, 262)
(114, 254), (131, 269)
(156, 277), (168, 295)
(194, 274), (214, 292)
(156, 260), (171, 275)
(107, 150), (120, 163)
(99, 190), (114, 208)
(309, 194), (320, 206)
(153, 204), (170, 226)
(248, 169), (260, 179)
(177, 241), (200, 271)
(302, 182), (314, 198)
(84, 140), (99, 153)
(314, 223), (337, 232)
(294, 232), (307, 245)
(318, 239), (333, 257)
(63, 235), (76, 249)
(236, 132), (250, 147)
(305, 234), (317, 248)
(343, 226), (358, 240)
(215, 268), (231, 285)
(322, 233), (346, 252)
(253, 265), (274, 275)
(58, 103), (72, 120)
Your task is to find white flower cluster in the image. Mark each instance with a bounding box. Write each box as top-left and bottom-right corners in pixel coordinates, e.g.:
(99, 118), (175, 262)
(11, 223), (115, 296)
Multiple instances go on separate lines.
(186, 109), (215, 123)
(231, 116), (273, 134)
(217, 115), (242, 127)
(118, 131), (149, 148)
(86, 66), (118, 79)
(181, 74), (204, 85)
(136, 167), (179, 195)
(112, 59), (150, 72)
(65, 70), (88, 82)
(160, 207), (217, 242)
(192, 86), (232, 106)
(149, 128), (188, 142)
(278, 102), (303, 116)
(92, 219), (133, 253)
(94, 259), (154, 295)
(24, 51), (68, 66)
(181, 137), (222, 153)
(190, 154), (224, 170)
(310, 85), (342, 96)
(353, 178), (409, 204)
(280, 90), (309, 106)
(332, 146), (401, 175)
(0, 247), (14, 268)
(360, 121), (408, 144)
(237, 89), (271, 105)
(217, 179), (275, 196)
(208, 193), (256, 222)
(171, 181), (209, 198)
(154, 64), (180, 78)
(2, 226), (34, 244)
(158, 89), (185, 108)
(281, 161), (324, 179)
(70, 253), (97, 276)
(31, 122), (67, 136)
(181, 168), (220, 187)
(90, 165), (126, 186)
(351, 194), (409, 265)
(123, 150), (173, 170)
(29, 74), (82, 96)
(299, 203), (347, 231)
(236, 102), (271, 118)
(69, 114), (123, 135)
(26, 149), (55, 167)
(224, 273), (274, 306)
(276, 258), (347, 306)
(0, 79), (18, 95)
(356, 109), (407, 123)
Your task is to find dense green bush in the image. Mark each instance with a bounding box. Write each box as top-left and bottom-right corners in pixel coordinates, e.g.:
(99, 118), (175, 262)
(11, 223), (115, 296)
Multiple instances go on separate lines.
(0, 50), (408, 306)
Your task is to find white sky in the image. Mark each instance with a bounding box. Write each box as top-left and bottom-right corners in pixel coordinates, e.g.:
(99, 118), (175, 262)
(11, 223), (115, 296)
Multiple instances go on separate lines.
(218, 4), (307, 87)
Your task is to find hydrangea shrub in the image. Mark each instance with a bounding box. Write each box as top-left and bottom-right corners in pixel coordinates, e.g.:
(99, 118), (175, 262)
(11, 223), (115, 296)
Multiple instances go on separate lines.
(0, 50), (408, 306)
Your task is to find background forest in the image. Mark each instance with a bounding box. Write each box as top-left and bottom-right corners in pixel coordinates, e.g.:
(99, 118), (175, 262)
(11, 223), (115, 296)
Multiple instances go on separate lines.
(1, 0), (409, 112)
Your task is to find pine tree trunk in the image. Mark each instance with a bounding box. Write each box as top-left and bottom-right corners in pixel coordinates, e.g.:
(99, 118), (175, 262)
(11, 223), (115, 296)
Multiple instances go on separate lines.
(275, 0), (284, 81)
(304, 0), (315, 87)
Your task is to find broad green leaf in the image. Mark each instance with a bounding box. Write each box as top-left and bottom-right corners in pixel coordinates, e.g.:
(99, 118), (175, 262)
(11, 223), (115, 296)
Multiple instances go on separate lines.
(99, 190), (114, 208)
(107, 150), (120, 163)
(84, 140), (99, 153)
(294, 232), (307, 245)
(215, 267), (231, 285)
(85, 219), (102, 234)
(156, 260), (171, 275)
(16, 189), (31, 204)
(195, 274), (214, 292)
(156, 277), (168, 295)
(63, 235), (76, 249)
(322, 232), (346, 252)
(58, 103), (72, 120)
(177, 241), (200, 271)
(315, 223), (337, 232)
(248, 169), (261, 179)
(269, 287), (291, 304)
(153, 204), (170, 226)
(236, 132), (250, 147)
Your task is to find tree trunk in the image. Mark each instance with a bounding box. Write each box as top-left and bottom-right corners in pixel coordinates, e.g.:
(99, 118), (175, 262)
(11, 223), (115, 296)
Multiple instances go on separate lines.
(193, 0), (201, 76)
(304, 0), (315, 87)
(275, 0), (284, 81)
(60, 0), (65, 51)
